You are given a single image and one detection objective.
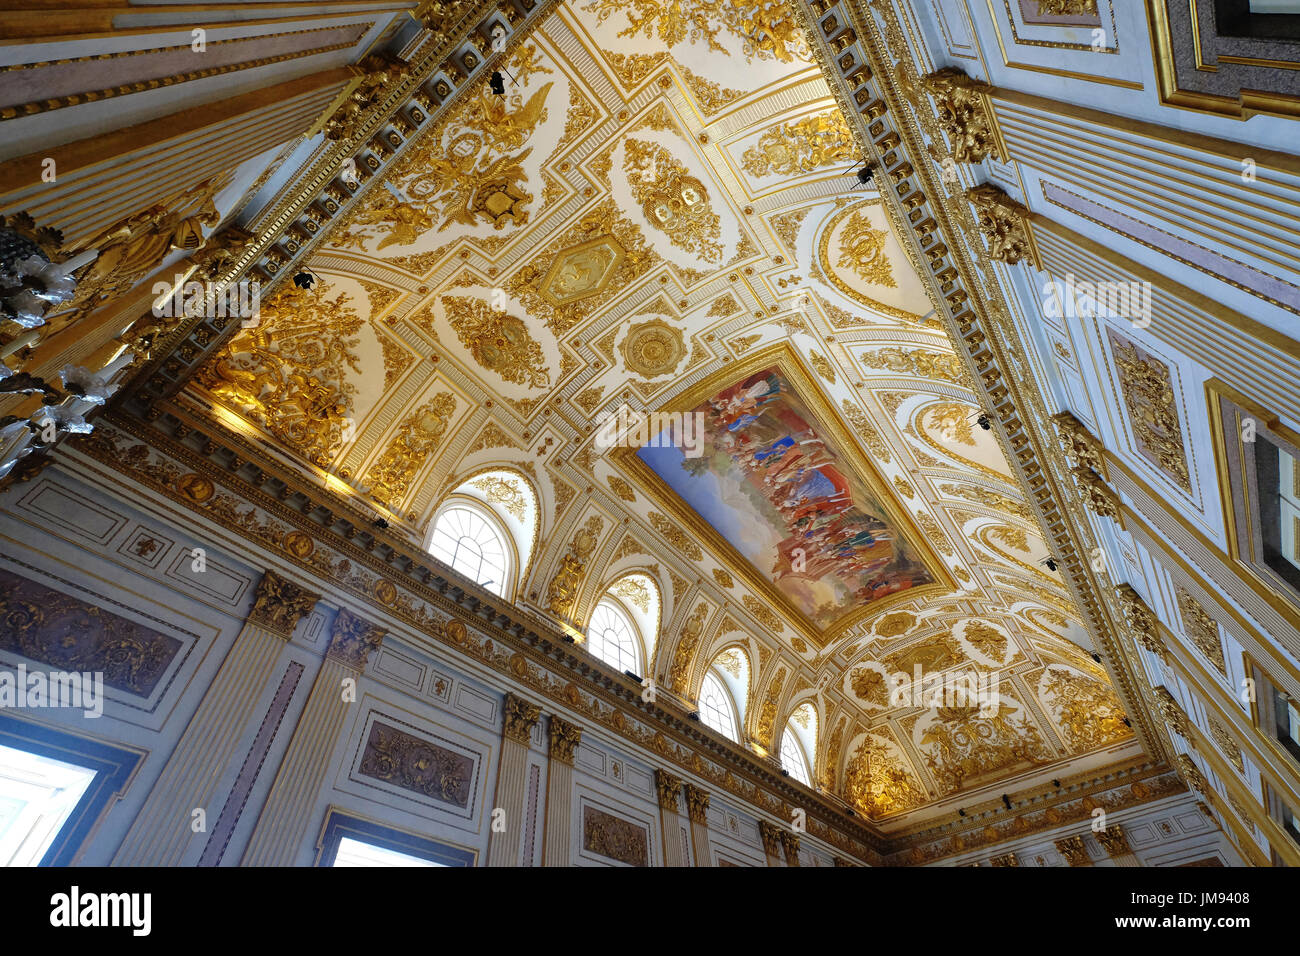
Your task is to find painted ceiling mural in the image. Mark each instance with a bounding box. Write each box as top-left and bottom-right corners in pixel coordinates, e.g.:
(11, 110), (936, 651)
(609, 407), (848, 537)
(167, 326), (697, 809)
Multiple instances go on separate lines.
(183, 0), (1138, 827)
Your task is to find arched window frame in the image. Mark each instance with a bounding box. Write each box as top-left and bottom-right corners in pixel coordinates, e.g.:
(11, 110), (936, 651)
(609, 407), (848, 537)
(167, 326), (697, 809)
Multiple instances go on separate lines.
(780, 725), (813, 786)
(699, 668), (742, 743)
(425, 496), (516, 598)
(585, 596), (647, 677)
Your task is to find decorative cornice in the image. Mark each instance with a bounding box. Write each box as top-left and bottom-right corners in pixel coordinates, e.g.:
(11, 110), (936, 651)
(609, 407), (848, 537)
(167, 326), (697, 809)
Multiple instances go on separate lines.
(502, 692), (542, 744)
(326, 607), (387, 670)
(248, 569), (319, 636)
(1051, 411), (1108, 478)
(685, 784), (710, 825)
(548, 715), (582, 765)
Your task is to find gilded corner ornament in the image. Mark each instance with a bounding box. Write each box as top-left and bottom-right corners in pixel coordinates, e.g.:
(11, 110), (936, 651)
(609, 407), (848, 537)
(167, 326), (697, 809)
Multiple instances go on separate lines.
(1051, 411), (1107, 477)
(920, 68), (1003, 165)
(327, 607), (387, 671)
(966, 185), (1038, 268)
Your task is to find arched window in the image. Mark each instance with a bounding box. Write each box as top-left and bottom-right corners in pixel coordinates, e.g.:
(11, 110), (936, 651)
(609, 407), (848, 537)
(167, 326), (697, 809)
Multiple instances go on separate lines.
(587, 599), (644, 675)
(427, 504), (509, 596)
(780, 727), (812, 786)
(699, 670), (740, 742)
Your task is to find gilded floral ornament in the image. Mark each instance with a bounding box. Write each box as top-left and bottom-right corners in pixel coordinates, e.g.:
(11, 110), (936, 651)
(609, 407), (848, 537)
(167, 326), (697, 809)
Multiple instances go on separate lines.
(844, 733), (926, 817)
(834, 209), (897, 287)
(619, 318), (687, 378)
(669, 602), (710, 691)
(546, 516), (604, 620)
(199, 280), (362, 467)
(742, 111), (854, 177)
(1108, 332), (1191, 491)
(623, 138), (723, 262)
(469, 474), (527, 520)
(363, 393), (457, 506)
(919, 68), (1001, 165)
(1039, 666), (1130, 752)
(920, 702), (1052, 794)
(443, 296), (550, 388)
(967, 185), (1038, 267)
(581, 0), (810, 63)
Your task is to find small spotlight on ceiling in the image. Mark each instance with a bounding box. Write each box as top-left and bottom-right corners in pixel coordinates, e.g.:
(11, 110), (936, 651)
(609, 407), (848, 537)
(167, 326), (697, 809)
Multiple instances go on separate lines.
(1090, 653), (1102, 663)
(1122, 717), (1132, 727)
(851, 163), (876, 188)
(489, 71), (505, 95)
(781, 769), (789, 777)
(292, 270), (316, 290)
(957, 808), (966, 817)
(1052, 779), (1061, 788)
(688, 711), (700, 721)
(623, 670), (642, 683)
(976, 414), (991, 430)
(1001, 794), (1012, 810)
(372, 517), (389, 529)
(561, 634), (575, 644)
(1042, 557), (1058, 572)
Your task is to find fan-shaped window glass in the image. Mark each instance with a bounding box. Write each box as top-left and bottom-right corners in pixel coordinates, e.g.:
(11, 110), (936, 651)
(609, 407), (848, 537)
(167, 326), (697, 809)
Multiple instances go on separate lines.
(700, 671), (739, 742)
(428, 506), (508, 596)
(780, 728), (812, 786)
(587, 600), (643, 675)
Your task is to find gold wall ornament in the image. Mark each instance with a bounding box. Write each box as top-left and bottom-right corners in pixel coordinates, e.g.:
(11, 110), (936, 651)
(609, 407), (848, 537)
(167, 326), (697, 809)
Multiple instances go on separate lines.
(849, 666), (890, 707)
(469, 474), (528, 520)
(609, 576), (652, 613)
(175, 472), (214, 504)
(623, 138), (723, 262)
(707, 294), (741, 317)
(834, 208), (897, 288)
(539, 235), (626, 308)
(741, 594), (782, 633)
(326, 608), (387, 671)
(324, 55), (409, 143)
(358, 721), (473, 809)
(502, 692), (542, 743)
(670, 601), (710, 692)
(1174, 588), (1226, 676)
(742, 110), (855, 177)
(549, 716), (583, 764)
(1107, 332), (1192, 492)
(1040, 666), (1131, 751)
(576, 385), (607, 416)
(919, 67), (1002, 165)
(199, 280), (362, 466)
(1054, 835), (1090, 866)
(875, 610), (917, 637)
(919, 703), (1053, 794)
(1036, 0), (1098, 14)
(1175, 753), (1209, 796)
(809, 350), (836, 383)
(859, 347), (966, 384)
(1095, 825), (1131, 857)
(546, 515), (604, 619)
(583, 806), (649, 866)
(363, 392), (457, 507)
(962, 620), (1009, 663)
(966, 185), (1039, 268)
(1050, 411), (1107, 476)
(655, 768), (683, 809)
(249, 569), (320, 637)
(443, 296), (550, 388)
(333, 189), (435, 251)
(755, 667), (786, 747)
(779, 830), (800, 864)
(582, 0), (809, 63)
(648, 511), (704, 561)
(1072, 466), (1122, 520)
(712, 568), (734, 590)
(990, 525), (1030, 553)
(844, 733), (926, 817)
(619, 318), (687, 378)
(839, 399), (892, 462)
(914, 510), (956, 557)
(685, 784), (710, 824)
(1152, 686), (1192, 738)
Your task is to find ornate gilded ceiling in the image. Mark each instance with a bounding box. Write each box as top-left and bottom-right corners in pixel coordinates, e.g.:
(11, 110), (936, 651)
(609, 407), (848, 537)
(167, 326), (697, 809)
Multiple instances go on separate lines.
(182, 0), (1139, 827)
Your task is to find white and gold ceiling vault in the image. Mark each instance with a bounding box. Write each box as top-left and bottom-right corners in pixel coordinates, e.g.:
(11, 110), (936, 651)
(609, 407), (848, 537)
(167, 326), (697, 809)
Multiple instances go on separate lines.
(180, 0), (1140, 828)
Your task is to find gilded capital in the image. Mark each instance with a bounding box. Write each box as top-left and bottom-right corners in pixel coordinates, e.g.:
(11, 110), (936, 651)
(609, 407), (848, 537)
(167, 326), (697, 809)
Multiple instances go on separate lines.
(1072, 466), (1122, 520)
(833, 856), (854, 867)
(1096, 825), (1132, 857)
(1116, 585), (1165, 660)
(989, 852), (1019, 867)
(1051, 411), (1107, 476)
(655, 769), (683, 811)
(502, 692), (542, 744)
(758, 820), (782, 857)
(920, 67), (1002, 164)
(685, 783), (710, 824)
(1054, 835), (1090, 866)
(779, 830), (800, 865)
(967, 184), (1038, 267)
(548, 715), (582, 765)
(1152, 686), (1192, 739)
(326, 607), (386, 671)
(1175, 753), (1209, 795)
(249, 569), (320, 637)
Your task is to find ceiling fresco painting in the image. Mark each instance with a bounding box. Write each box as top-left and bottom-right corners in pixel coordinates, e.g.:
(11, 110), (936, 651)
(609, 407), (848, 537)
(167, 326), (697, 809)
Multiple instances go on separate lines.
(180, 0), (1141, 828)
